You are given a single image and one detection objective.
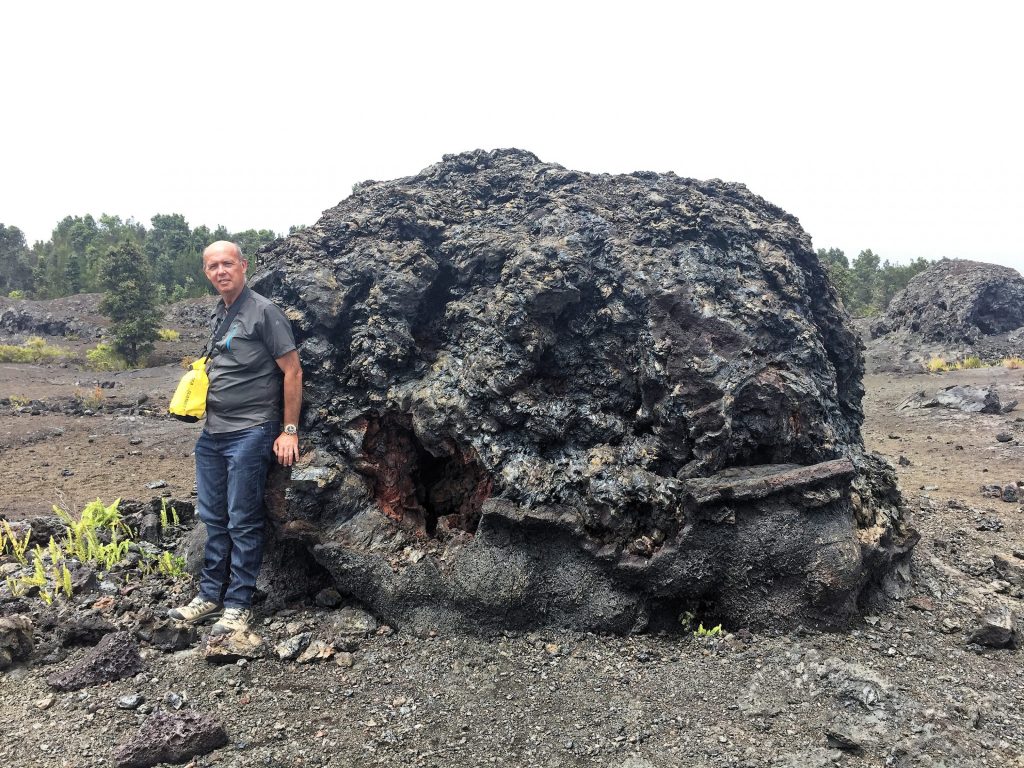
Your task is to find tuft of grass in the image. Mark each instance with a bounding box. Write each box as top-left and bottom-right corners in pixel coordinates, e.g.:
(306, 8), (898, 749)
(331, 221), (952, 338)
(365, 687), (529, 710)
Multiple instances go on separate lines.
(1002, 357), (1024, 369)
(926, 357), (950, 373)
(157, 328), (181, 342)
(86, 343), (128, 371)
(960, 355), (984, 369)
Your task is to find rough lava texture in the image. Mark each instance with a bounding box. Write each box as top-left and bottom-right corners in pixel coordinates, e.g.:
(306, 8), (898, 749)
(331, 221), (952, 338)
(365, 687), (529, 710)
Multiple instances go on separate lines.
(871, 260), (1024, 344)
(112, 710), (229, 768)
(249, 148), (916, 633)
(45, 630), (144, 691)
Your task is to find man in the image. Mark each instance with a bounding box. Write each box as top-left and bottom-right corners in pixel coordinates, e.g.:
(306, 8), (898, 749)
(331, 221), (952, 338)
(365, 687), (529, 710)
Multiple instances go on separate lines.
(168, 241), (302, 635)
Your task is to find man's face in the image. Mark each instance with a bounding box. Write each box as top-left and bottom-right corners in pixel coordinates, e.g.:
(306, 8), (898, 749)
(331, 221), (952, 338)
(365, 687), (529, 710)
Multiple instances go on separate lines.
(203, 247), (247, 297)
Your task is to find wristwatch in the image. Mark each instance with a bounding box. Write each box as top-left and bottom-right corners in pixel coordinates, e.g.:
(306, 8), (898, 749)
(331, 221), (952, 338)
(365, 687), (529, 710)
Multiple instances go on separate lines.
(283, 424), (298, 435)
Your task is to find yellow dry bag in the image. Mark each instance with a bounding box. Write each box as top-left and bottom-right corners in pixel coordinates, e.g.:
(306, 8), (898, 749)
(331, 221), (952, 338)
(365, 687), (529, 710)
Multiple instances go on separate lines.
(169, 288), (250, 423)
(168, 356), (210, 422)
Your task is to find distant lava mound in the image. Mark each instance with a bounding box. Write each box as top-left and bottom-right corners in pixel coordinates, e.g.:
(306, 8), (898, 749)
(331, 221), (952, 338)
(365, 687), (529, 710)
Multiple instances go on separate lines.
(252, 148), (915, 633)
(865, 260), (1024, 371)
(872, 259), (1024, 344)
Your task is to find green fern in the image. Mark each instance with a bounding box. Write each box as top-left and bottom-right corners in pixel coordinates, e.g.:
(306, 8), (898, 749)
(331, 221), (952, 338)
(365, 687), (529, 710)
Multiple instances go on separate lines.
(1, 521), (30, 565)
(59, 564), (73, 597)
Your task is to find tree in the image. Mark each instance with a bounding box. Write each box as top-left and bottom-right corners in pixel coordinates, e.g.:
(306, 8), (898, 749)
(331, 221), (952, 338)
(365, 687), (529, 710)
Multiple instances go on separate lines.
(876, 257), (930, 307)
(99, 241), (162, 365)
(849, 249), (881, 315)
(232, 228), (279, 270)
(0, 224), (34, 295)
(145, 213), (194, 294)
(817, 247), (851, 304)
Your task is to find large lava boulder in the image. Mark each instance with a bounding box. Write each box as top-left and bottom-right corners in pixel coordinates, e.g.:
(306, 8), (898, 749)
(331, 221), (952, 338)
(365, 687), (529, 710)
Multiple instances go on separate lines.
(871, 260), (1024, 344)
(252, 149), (915, 633)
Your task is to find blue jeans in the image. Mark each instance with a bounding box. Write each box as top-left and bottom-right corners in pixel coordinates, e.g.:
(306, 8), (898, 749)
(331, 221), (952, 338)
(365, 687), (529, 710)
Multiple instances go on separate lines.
(195, 421), (277, 609)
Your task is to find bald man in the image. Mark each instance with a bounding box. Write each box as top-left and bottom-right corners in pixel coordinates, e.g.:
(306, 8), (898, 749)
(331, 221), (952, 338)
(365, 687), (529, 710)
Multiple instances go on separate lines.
(169, 241), (302, 635)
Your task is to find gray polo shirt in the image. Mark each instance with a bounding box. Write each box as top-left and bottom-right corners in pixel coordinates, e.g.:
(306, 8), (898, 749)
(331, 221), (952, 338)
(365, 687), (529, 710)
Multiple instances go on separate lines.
(205, 288), (296, 434)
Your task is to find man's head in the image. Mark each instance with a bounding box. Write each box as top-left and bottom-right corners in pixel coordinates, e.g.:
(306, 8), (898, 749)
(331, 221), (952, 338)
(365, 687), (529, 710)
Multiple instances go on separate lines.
(202, 241), (247, 302)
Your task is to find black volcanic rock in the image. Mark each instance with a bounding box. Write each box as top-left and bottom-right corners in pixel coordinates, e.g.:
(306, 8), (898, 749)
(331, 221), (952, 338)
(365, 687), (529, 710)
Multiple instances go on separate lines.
(248, 148), (915, 632)
(46, 631), (143, 691)
(113, 710), (228, 768)
(871, 259), (1024, 344)
(0, 293), (106, 339)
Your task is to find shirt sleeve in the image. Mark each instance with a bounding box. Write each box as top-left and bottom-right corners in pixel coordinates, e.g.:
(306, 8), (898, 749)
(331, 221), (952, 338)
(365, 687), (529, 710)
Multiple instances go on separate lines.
(260, 303), (297, 360)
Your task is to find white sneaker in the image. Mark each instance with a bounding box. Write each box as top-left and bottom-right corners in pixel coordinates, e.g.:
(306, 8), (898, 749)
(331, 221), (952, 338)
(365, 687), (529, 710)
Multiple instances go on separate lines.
(210, 607), (252, 636)
(168, 597), (222, 623)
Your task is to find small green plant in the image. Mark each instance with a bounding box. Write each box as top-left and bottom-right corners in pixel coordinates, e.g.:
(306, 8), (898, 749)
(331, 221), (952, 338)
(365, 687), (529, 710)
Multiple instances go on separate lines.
(1, 521), (31, 564)
(157, 550), (186, 578)
(960, 355), (984, 369)
(157, 328), (181, 342)
(159, 499), (180, 531)
(59, 563), (73, 598)
(7, 290), (25, 299)
(694, 622), (723, 638)
(7, 394), (31, 408)
(54, 498), (131, 569)
(48, 536), (62, 565)
(86, 343), (128, 371)
(926, 356), (950, 373)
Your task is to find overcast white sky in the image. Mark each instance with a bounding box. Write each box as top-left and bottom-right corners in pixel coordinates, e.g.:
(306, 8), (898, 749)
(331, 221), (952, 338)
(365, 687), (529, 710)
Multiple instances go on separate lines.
(2, 1), (1022, 272)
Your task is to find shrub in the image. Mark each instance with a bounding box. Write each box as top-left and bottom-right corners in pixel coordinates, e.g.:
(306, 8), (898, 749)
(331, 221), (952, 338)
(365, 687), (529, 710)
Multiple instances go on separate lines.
(926, 357), (949, 373)
(73, 386), (104, 411)
(1002, 357), (1024, 369)
(86, 343), (128, 371)
(157, 328), (181, 342)
(960, 356), (984, 369)
(7, 290), (25, 299)
(0, 337), (62, 363)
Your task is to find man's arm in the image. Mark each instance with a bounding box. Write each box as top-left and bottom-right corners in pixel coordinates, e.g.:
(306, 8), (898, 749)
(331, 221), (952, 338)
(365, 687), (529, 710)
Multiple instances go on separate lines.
(273, 349), (303, 466)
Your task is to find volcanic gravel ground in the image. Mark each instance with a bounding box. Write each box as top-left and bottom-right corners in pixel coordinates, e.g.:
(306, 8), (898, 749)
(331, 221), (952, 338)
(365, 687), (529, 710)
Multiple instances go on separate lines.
(0, 335), (1023, 766)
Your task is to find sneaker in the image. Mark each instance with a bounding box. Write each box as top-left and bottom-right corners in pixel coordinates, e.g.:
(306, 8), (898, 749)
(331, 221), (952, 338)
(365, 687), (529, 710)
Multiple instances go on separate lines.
(168, 597), (222, 624)
(210, 607), (252, 636)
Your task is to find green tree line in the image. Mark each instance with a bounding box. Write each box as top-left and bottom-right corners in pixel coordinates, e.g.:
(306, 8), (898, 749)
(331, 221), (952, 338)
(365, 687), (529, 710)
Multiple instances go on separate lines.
(0, 214), (283, 302)
(817, 248), (931, 317)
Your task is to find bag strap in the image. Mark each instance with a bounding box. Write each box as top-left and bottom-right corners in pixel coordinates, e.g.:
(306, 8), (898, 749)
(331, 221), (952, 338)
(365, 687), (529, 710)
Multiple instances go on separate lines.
(201, 286), (251, 360)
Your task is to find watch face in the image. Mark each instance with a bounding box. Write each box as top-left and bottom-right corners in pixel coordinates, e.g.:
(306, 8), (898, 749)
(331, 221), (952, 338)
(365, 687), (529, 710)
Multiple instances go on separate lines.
(284, 425), (297, 435)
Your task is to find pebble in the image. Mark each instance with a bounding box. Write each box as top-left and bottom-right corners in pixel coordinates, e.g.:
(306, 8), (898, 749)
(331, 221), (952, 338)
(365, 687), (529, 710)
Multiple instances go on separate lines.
(117, 693), (145, 710)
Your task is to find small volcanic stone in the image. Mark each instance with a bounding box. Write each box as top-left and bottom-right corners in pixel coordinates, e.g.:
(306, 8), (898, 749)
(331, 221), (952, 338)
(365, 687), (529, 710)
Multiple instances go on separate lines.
(117, 693), (145, 710)
(112, 710), (228, 768)
(46, 631), (144, 691)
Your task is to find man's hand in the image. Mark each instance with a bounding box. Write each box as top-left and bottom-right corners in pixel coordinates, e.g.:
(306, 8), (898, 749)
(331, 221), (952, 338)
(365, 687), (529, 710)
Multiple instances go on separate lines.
(274, 432), (299, 466)
(274, 350), (303, 467)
